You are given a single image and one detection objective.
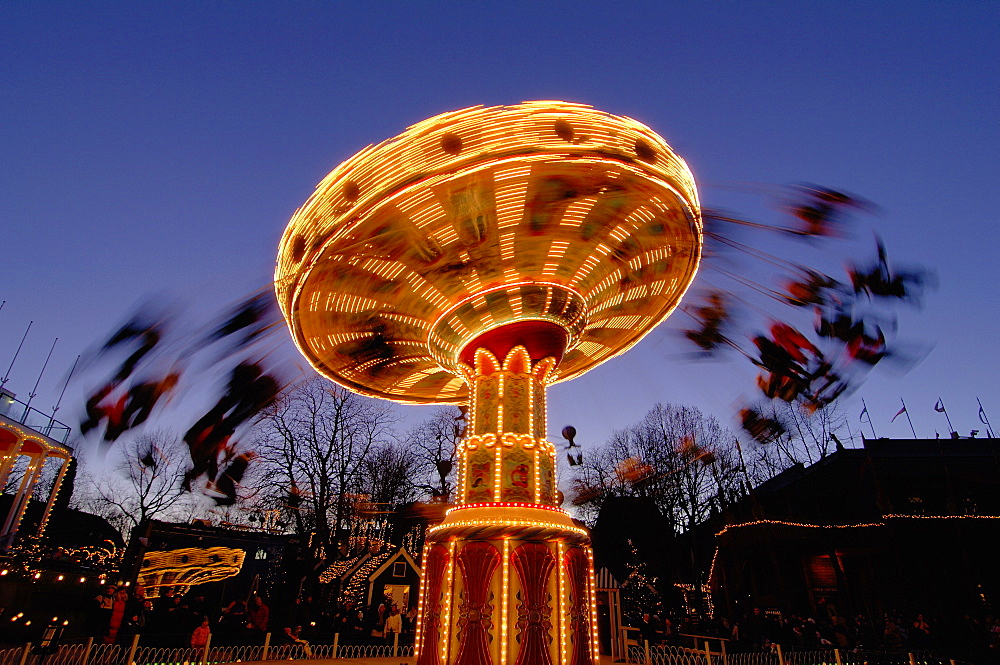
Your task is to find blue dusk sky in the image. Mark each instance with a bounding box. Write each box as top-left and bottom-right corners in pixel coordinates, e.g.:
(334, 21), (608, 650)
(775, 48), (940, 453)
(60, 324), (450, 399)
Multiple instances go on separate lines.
(1, 2), (998, 458)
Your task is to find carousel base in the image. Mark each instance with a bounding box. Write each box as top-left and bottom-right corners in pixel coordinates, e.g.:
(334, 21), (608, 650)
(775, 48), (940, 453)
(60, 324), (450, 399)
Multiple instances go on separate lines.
(415, 505), (598, 665)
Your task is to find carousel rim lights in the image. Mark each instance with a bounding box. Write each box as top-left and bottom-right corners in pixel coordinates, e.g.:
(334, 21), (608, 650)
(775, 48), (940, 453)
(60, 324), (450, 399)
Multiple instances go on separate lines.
(446, 501), (566, 514)
(275, 101), (702, 404)
(428, 518), (589, 537)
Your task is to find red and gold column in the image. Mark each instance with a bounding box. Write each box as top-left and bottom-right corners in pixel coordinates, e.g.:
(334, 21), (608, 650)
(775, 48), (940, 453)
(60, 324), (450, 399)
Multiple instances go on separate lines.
(415, 330), (599, 665)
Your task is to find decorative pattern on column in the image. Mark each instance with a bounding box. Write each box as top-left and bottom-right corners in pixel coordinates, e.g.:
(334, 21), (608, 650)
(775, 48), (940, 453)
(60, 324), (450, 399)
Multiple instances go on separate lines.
(564, 546), (593, 665)
(417, 543), (450, 665)
(455, 541), (501, 665)
(511, 542), (555, 665)
(457, 346), (558, 508)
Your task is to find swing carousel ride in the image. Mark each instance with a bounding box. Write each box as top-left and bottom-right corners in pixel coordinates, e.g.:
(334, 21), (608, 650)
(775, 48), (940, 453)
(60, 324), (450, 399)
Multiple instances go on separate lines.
(274, 101), (704, 665)
(67, 99), (926, 665)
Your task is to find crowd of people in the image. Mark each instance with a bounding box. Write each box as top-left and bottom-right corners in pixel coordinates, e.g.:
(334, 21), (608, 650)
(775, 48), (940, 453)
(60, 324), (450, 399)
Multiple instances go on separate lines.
(88, 585), (415, 650)
(628, 607), (1000, 662)
(85, 580), (1000, 662)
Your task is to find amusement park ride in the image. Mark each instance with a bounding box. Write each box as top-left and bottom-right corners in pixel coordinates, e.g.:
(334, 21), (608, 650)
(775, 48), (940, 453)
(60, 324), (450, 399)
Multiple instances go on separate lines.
(274, 102), (703, 665)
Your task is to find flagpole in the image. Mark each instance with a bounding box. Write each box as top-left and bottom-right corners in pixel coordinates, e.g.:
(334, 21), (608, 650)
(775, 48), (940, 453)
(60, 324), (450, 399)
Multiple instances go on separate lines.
(861, 397), (877, 439)
(936, 397), (956, 436)
(978, 397), (995, 438)
(899, 397), (917, 439)
(892, 398), (918, 438)
(845, 418), (860, 447)
(1, 320), (32, 390)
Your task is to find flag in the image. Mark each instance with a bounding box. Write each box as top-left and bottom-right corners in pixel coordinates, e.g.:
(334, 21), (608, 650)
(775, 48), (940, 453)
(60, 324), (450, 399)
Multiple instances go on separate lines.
(980, 405), (989, 426)
(891, 405), (907, 422)
(934, 399), (945, 413)
(860, 405), (869, 422)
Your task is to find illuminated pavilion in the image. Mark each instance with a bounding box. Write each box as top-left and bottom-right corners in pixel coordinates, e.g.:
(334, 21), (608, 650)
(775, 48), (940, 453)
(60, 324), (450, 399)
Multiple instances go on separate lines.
(0, 388), (74, 549)
(275, 102), (702, 665)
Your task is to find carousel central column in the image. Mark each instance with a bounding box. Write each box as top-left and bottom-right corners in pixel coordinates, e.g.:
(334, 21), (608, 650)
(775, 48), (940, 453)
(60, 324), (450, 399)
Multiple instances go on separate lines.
(415, 324), (599, 665)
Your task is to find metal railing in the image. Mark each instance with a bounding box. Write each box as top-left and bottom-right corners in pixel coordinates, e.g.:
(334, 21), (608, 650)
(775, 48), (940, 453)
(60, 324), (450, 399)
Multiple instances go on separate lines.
(0, 391), (72, 444)
(727, 650), (780, 665)
(1, 637), (959, 665)
(0, 632), (414, 665)
(626, 642), (962, 665)
(628, 642), (710, 665)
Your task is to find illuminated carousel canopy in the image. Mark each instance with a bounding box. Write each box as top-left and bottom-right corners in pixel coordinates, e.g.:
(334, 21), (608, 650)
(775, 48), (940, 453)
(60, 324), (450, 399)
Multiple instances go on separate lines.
(276, 101), (702, 403)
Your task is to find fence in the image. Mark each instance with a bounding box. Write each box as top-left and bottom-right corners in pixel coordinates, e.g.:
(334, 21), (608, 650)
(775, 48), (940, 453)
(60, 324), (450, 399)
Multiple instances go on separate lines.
(627, 641), (964, 665)
(627, 642), (710, 665)
(0, 638), (963, 665)
(0, 633), (414, 665)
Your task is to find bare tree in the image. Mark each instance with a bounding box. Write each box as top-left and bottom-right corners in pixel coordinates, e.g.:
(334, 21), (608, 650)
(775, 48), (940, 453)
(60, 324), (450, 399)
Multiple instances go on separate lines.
(571, 403), (745, 533)
(252, 378), (396, 553)
(404, 406), (463, 500)
(358, 441), (422, 508)
(80, 431), (193, 537)
(3, 456), (29, 495)
(743, 400), (851, 484)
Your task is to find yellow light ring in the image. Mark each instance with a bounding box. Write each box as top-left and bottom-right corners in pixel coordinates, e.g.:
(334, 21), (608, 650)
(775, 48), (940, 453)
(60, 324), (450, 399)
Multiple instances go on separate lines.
(282, 156), (699, 402)
(282, 153), (698, 315)
(427, 520), (590, 543)
(427, 282), (588, 371)
(447, 501), (568, 515)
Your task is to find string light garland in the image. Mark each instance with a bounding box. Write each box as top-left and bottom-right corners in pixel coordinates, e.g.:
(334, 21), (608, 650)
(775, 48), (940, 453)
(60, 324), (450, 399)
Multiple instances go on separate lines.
(339, 550), (394, 607)
(0, 541), (121, 582)
(707, 514), (1000, 589)
(674, 583), (716, 619)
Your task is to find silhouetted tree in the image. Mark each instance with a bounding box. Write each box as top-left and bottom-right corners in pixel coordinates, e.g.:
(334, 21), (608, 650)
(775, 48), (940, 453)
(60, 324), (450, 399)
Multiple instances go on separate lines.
(572, 403), (745, 533)
(743, 400), (851, 483)
(80, 430), (192, 536)
(404, 406), (463, 500)
(252, 378), (396, 553)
